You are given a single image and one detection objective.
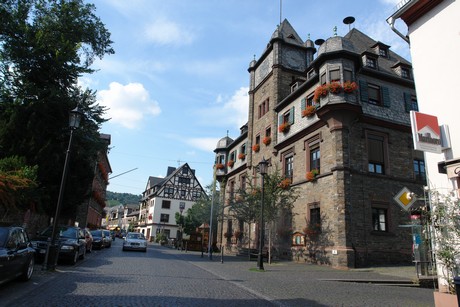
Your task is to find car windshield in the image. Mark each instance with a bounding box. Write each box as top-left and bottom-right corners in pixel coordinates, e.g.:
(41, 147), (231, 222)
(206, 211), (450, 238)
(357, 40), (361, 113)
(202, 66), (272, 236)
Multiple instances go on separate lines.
(0, 228), (8, 247)
(91, 230), (102, 237)
(40, 226), (77, 239)
(127, 233), (144, 240)
(103, 230), (110, 236)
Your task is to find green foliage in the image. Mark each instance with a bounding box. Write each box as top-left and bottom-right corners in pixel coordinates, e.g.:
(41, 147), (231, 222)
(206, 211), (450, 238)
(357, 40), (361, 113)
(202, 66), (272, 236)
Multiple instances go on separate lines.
(181, 183), (216, 235)
(106, 191), (141, 207)
(426, 190), (460, 294)
(228, 168), (299, 225)
(0, 0), (114, 219)
(0, 156), (39, 214)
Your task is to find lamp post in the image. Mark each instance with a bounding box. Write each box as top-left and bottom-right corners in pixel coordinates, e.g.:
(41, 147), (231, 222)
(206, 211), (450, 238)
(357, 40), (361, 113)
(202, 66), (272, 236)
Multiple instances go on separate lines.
(257, 157), (269, 271)
(179, 202), (185, 250)
(43, 106), (83, 271)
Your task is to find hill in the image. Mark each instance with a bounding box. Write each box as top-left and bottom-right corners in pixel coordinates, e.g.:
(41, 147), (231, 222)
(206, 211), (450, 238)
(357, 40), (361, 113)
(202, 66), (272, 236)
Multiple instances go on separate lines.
(106, 191), (141, 207)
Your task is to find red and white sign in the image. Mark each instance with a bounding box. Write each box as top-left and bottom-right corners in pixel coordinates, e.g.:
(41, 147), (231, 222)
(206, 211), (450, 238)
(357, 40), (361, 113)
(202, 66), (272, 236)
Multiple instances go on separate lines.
(410, 111), (442, 154)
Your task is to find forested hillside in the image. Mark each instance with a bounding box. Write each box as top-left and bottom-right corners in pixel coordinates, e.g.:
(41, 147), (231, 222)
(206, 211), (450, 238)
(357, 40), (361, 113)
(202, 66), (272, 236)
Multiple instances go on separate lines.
(106, 191), (141, 207)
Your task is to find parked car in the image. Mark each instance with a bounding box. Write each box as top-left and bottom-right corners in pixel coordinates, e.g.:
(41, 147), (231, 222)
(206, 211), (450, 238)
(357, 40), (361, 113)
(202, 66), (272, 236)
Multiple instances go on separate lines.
(102, 230), (112, 248)
(90, 229), (105, 250)
(84, 228), (93, 253)
(0, 225), (36, 285)
(31, 225), (86, 265)
(122, 232), (147, 252)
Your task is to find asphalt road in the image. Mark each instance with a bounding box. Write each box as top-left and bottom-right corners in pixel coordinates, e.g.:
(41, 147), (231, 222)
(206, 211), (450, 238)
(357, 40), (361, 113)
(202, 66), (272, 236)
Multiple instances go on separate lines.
(0, 239), (436, 306)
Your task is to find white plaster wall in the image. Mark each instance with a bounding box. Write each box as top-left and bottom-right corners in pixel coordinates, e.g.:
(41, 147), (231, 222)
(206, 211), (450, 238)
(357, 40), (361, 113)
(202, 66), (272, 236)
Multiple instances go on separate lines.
(407, 0), (460, 192)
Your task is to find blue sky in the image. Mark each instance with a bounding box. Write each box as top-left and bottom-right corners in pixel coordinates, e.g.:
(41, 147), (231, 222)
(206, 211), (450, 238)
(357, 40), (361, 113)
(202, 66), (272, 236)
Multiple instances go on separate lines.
(82, 0), (410, 195)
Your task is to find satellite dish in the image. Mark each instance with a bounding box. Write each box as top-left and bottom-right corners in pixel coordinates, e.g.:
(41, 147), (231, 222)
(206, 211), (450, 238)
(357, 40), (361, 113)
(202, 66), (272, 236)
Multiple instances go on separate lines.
(343, 16), (355, 31)
(314, 39), (325, 46)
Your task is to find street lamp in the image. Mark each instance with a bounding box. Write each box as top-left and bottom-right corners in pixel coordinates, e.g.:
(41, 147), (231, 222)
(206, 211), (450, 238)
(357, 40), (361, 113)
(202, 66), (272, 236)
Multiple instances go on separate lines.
(257, 157), (269, 271)
(179, 202), (185, 250)
(43, 106), (83, 270)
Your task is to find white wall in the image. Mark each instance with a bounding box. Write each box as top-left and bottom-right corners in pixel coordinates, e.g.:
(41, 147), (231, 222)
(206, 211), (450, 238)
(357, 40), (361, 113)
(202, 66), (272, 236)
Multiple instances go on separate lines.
(408, 0), (460, 192)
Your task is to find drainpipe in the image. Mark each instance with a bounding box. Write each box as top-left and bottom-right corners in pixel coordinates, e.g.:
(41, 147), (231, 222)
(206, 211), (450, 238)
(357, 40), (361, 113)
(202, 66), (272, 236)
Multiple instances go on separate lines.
(386, 16), (410, 44)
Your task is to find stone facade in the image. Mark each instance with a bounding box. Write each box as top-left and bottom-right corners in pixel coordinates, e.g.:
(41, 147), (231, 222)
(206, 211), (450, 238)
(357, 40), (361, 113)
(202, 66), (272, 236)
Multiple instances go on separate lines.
(215, 19), (425, 268)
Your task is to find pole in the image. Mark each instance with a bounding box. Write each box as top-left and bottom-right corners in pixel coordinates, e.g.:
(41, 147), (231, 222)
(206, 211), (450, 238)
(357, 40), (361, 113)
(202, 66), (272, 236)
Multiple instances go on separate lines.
(208, 166), (217, 260)
(43, 128), (75, 270)
(220, 181), (225, 264)
(257, 172), (265, 270)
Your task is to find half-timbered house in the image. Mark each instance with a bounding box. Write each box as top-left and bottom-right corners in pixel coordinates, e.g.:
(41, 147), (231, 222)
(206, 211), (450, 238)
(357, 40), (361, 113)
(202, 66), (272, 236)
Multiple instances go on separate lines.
(138, 163), (206, 241)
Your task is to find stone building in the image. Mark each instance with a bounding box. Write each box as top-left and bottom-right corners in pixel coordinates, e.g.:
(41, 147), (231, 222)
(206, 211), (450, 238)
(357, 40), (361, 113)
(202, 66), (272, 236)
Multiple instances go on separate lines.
(214, 19), (425, 268)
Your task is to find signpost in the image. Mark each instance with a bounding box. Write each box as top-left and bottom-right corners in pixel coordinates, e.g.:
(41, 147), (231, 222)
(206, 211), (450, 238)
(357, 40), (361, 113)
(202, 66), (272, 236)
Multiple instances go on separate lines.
(393, 187), (417, 211)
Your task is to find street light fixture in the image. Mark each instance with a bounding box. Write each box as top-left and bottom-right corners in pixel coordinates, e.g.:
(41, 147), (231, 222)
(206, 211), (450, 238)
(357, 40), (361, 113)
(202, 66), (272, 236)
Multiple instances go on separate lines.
(43, 106), (83, 270)
(257, 157), (269, 271)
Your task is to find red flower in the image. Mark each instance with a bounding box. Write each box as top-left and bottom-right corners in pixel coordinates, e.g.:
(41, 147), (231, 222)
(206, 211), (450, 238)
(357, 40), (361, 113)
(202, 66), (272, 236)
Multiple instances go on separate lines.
(302, 105), (317, 117)
(252, 144), (260, 152)
(227, 160), (234, 168)
(343, 81), (357, 93)
(262, 136), (271, 145)
(278, 122), (290, 133)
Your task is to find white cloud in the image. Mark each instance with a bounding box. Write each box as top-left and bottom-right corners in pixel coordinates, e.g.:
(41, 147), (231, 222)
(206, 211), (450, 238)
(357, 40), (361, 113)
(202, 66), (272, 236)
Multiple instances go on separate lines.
(144, 18), (195, 46)
(185, 137), (220, 152)
(98, 82), (161, 129)
(198, 86), (249, 129)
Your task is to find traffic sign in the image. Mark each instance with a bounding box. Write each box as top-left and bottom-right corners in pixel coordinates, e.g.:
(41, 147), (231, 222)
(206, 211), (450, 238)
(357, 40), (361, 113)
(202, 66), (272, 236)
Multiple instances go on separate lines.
(394, 187), (416, 211)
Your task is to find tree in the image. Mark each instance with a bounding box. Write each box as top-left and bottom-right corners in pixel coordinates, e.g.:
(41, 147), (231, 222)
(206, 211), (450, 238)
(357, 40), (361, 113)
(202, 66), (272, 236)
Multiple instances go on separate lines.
(228, 169), (299, 260)
(0, 0), (114, 220)
(0, 156), (39, 219)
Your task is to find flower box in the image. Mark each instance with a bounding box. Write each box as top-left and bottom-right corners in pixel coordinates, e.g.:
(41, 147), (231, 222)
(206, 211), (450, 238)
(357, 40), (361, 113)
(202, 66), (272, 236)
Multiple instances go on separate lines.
(328, 81), (342, 94)
(262, 136), (271, 145)
(278, 122), (290, 133)
(252, 144), (260, 152)
(306, 169), (319, 181)
(227, 160), (234, 168)
(215, 163), (225, 170)
(302, 105), (317, 117)
(238, 153), (246, 160)
(343, 81), (357, 93)
(313, 84), (328, 102)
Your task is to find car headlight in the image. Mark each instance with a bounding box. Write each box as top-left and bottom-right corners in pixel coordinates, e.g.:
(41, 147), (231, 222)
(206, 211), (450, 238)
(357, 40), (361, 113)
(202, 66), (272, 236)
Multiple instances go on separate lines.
(60, 245), (75, 251)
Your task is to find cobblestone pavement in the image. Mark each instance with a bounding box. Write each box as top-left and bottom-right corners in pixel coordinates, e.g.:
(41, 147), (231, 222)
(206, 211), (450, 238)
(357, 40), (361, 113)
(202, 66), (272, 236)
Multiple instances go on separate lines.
(0, 240), (436, 307)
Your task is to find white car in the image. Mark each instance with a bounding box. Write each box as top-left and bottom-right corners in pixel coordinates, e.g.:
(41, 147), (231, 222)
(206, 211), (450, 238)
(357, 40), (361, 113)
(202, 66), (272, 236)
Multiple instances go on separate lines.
(122, 232), (147, 252)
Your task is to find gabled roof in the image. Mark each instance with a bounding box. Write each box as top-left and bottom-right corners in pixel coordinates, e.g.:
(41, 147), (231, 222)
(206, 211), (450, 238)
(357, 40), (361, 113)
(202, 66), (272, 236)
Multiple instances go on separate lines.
(271, 19), (304, 47)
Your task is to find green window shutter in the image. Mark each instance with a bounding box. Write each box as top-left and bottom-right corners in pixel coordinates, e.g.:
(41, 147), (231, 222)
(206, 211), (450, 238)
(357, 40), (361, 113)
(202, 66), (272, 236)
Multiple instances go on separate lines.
(301, 97), (306, 111)
(289, 107), (295, 124)
(359, 80), (368, 102)
(382, 86), (390, 108)
(279, 114), (283, 125)
(404, 92), (411, 112)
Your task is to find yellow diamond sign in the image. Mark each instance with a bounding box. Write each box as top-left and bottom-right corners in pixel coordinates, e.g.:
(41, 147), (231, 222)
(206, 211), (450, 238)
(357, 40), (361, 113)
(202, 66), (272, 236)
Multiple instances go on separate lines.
(394, 187), (416, 211)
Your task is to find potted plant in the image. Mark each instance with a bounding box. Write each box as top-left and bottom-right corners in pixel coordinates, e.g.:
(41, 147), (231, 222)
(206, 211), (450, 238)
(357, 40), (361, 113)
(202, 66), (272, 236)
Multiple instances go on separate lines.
(262, 136), (271, 145)
(343, 81), (358, 93)
(278, 122), (290, 133)
(238, 153), (246, 160)
(252, 144), (260, 152)
(302, 105), (317, 117)
(306, 169), (319, 181)
(227, 160), (234, 168)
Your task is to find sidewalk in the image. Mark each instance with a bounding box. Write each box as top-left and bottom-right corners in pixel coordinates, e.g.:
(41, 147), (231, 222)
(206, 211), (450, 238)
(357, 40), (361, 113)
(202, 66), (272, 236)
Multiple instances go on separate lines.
(160, 246), (437, 306)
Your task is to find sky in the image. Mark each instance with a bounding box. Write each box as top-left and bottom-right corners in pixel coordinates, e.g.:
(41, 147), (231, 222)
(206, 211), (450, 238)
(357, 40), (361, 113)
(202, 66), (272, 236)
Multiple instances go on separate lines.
(82, 0), (411, 195)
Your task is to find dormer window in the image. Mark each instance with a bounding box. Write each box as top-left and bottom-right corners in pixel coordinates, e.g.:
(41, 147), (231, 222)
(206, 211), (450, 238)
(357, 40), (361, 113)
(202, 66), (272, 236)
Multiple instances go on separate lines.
(401, 67), (411, 79)
(366, 57), (377, 69)
(372, 42), (390, 59)
(379, 48), (388, 57)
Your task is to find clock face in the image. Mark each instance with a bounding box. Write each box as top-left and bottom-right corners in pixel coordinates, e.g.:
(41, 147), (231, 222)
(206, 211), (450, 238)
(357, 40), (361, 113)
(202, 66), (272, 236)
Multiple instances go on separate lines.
(255, 53), (273, 86)
(284, 49), (304, 70)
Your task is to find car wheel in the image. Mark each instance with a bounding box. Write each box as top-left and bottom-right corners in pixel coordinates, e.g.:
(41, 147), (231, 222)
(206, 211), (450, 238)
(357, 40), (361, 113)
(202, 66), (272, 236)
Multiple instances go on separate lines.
(19, 257), (35, 281)
(71, 251), (79, 264)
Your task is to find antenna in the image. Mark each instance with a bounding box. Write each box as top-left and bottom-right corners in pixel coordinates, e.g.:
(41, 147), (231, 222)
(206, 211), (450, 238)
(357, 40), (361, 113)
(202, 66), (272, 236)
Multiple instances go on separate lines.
(343, 16), (355, 31)
(280, 0), (282, 25)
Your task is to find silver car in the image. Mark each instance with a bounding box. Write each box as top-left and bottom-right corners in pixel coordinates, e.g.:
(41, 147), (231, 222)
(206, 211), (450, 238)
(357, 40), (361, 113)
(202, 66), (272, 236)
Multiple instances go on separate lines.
(122, 232), (147, 252)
